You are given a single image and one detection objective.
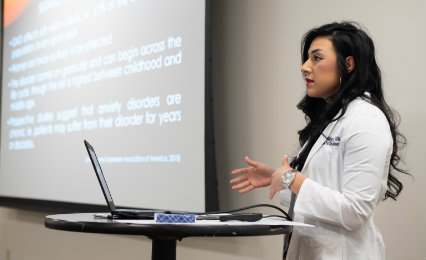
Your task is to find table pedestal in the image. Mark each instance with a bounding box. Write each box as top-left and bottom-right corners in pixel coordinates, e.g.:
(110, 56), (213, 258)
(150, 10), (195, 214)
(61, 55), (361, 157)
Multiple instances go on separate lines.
(152, 239), (177, 260)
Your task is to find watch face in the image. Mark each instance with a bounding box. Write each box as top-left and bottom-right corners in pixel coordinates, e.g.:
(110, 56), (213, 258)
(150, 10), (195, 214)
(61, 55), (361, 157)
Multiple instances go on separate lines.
(282, 170), (296, 189)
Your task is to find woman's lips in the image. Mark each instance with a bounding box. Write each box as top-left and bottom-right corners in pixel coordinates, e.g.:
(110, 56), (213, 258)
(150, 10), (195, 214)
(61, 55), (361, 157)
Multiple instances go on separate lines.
(305, 78), (314, 86)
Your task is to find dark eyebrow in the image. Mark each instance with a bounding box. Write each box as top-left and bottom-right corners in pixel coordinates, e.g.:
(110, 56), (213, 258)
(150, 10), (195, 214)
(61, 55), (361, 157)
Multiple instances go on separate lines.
(310, 49), (326, 55)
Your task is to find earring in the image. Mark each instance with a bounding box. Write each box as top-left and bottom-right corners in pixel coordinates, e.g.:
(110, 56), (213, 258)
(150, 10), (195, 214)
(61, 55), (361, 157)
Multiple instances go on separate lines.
(339, 77), (342, 84)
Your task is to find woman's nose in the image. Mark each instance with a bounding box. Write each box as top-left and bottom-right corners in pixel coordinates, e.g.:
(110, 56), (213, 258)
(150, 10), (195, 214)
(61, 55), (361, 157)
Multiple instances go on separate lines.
(301, 60), (311, 77)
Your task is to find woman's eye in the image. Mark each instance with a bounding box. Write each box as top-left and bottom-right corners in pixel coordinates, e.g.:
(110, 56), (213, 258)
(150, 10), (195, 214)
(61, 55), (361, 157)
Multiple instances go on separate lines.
(314, 55), (322, 61)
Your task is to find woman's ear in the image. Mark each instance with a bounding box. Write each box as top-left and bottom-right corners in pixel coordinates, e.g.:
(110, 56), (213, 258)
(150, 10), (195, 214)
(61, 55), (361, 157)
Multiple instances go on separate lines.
(346, 56), (355, 73)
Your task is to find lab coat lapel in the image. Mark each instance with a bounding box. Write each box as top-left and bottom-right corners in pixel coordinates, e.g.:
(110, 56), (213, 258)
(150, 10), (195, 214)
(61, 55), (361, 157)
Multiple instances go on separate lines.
(302, 119), (339, 169)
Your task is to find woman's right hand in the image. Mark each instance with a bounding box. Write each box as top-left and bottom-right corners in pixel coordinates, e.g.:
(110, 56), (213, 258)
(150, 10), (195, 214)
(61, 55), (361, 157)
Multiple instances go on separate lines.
(230, 156), (275, 194)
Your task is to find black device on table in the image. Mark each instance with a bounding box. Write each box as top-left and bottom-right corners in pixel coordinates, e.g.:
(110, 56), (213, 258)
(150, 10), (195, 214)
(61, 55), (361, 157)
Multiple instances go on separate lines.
(84, 140), (166, 219)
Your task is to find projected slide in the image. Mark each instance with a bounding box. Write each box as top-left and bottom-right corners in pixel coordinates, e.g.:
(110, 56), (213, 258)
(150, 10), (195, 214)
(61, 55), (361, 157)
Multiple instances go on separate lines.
(1, 0), (207, 212)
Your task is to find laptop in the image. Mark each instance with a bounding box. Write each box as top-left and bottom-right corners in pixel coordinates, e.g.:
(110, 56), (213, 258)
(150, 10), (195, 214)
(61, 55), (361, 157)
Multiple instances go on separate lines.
(84, 140), (166, 219)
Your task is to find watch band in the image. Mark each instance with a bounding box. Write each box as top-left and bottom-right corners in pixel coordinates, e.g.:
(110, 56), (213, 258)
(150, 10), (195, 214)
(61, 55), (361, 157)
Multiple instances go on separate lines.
(282, 169), (297, 189)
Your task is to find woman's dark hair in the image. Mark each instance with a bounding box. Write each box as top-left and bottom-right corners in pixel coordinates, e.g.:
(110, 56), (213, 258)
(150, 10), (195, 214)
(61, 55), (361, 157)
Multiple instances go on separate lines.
(290, 21), (409, 200)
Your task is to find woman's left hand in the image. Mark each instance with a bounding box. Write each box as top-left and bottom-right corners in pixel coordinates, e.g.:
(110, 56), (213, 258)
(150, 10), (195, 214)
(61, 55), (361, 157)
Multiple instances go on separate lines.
(269, 155), (292, 200)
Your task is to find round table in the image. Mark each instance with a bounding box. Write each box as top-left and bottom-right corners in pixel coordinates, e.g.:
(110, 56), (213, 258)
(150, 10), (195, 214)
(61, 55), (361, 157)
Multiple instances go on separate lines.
(45, 213), (292, 259)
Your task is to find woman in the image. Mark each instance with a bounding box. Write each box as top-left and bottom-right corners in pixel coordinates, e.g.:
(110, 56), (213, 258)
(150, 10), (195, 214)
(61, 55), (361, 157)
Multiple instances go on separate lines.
(230, 22), (409, 260)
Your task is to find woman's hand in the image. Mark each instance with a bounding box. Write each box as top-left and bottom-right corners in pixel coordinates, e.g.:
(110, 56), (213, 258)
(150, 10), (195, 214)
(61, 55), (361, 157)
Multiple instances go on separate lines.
(230, 156), (275, 193)
(269, 155), (291, 200)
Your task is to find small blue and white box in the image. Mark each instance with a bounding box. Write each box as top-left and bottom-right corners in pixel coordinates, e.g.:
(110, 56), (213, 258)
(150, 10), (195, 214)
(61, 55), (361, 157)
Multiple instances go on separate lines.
(154, 213), (196, 223)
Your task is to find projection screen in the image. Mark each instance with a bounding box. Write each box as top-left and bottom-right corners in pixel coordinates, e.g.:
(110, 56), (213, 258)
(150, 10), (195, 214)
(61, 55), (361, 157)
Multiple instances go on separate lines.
(0, 0), (218, 213)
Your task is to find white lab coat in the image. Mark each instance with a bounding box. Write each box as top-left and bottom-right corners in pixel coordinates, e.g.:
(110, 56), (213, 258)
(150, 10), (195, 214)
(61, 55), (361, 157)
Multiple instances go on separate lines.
(280, 96), (392, 260)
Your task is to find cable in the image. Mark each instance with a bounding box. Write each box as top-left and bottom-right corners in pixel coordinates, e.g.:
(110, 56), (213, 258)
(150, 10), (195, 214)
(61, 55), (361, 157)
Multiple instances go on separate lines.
(192, 204), (292, 221)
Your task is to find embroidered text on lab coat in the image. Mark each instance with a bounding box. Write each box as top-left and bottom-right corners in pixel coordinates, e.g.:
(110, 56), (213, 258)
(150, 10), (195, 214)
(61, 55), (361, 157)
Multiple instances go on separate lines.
(324, 136), (340, 146)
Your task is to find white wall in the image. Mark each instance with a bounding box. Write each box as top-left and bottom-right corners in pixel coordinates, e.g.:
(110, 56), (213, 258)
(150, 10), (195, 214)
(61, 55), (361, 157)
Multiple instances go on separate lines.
(0, 0), (424, 259)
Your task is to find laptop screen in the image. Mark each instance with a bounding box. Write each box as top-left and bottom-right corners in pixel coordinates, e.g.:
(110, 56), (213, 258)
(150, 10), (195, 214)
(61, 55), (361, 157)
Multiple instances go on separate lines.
(85, 140), (116, 211)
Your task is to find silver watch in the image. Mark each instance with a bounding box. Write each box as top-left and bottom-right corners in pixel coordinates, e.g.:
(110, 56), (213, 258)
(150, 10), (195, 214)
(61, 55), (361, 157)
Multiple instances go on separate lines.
(282, 169), (297, 189)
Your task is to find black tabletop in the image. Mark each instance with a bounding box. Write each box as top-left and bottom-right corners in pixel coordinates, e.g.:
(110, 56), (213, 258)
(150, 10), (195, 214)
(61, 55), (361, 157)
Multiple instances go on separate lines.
(45, 213), (292, 240)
